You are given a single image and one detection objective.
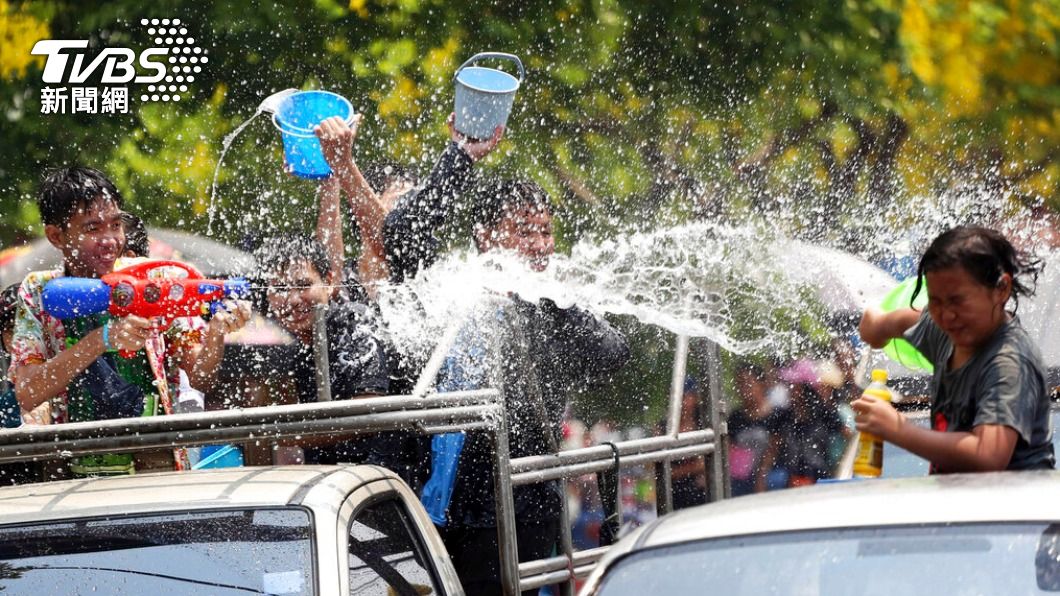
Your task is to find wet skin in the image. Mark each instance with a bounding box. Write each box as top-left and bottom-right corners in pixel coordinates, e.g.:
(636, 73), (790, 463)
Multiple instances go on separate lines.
(480, 206), (555, 272)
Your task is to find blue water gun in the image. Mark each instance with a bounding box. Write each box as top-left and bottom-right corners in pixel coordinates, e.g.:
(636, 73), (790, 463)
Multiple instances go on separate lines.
(42, 260), (248, 326)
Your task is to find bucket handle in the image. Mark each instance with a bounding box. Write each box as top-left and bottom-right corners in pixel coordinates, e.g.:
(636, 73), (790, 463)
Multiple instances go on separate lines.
(456, 52), (525, 83)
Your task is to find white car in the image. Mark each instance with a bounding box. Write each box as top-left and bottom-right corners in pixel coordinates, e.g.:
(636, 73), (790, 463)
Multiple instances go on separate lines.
(0, 465), (463, 595)
(580, 471), (1060, 595)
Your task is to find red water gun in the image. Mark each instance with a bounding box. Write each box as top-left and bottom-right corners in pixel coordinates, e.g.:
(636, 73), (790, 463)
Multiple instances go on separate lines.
(42, 260), (250, 328)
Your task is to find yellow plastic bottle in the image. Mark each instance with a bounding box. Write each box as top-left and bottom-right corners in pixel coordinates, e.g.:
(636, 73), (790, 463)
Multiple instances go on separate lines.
(853, 369), (893, 478)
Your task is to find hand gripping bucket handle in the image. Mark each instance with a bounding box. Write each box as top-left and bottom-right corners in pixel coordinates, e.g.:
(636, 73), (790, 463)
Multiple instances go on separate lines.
(455, 52), (525, 85)
(270, 92), (357, 138)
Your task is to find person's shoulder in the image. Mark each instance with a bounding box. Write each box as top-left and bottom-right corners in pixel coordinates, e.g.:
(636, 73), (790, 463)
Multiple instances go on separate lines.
(20, 269), (63, 289)
(989, 318), (1045, 372)
(18, 269), (64, 304)
(326, 297), (373, 320)
(325, 298), (384, 337)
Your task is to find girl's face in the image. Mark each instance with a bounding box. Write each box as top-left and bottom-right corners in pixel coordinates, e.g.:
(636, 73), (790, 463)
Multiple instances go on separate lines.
(926, 266), (1011, 352)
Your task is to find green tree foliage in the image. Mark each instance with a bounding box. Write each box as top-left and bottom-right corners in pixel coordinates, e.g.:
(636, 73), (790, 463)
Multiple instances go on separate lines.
(2, 0), (1059, 249)
(5, 0), (1055, 422)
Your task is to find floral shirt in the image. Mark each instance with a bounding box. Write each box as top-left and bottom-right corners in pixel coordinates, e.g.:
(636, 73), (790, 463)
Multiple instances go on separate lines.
(8, 263), (205, 425)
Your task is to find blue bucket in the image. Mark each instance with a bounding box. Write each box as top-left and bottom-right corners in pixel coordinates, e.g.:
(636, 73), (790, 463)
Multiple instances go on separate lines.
(454, 53), (524, 140)
(272, 90), (355, 179)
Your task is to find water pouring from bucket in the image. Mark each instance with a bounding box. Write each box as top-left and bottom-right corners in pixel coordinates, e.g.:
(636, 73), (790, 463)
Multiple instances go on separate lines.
(454, 52), (524, 141)
(271, 90), (357, 179)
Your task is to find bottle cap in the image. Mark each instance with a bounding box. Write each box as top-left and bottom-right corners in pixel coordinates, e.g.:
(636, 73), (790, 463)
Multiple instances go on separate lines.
(870, 369), (888, 383)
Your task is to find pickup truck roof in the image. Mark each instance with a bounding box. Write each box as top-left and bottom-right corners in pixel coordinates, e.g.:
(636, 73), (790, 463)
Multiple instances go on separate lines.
(0, 464), (396, 524)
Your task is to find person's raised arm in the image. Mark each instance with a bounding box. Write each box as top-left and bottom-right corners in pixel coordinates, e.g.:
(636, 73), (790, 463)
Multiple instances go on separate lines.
(316, 115), (391, 290)
(859, 307), (921, 349)
(316, 175), (344, 288)
(382, 113), (504, 282)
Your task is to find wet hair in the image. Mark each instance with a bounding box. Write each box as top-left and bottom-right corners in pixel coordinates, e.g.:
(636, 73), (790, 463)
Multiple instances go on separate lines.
(253, 234), (331, 282)
(121, 212), (149, 257)
(911, 226), (1043, 314)
(471, 178), (553, 232)
(362, 162), (419, 195)
(38, 166), (123, 227)
(1, 284), (19, 337)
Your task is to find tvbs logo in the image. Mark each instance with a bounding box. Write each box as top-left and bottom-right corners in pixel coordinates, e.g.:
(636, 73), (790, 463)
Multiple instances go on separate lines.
(32, 18), (204, 113)
(31, 40), (168, 84)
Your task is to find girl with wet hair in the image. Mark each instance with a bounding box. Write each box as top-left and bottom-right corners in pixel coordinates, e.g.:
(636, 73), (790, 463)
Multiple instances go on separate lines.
(855, 226), (1054, 473)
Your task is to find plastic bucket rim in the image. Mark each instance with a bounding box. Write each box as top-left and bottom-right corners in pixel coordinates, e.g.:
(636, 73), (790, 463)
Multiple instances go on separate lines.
(455, 66), (521, 95)
(272, 113), (358, 138)
(270, 90), (356, 136)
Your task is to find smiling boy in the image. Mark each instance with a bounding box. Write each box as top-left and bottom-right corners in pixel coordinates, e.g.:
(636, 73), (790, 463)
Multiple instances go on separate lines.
(9, 167), (248, 474)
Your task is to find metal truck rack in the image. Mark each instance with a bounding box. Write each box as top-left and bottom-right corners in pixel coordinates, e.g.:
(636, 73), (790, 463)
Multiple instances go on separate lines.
(0, 310), (729, 596)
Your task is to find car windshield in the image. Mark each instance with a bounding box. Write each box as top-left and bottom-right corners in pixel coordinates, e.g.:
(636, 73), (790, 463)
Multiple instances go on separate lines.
(0, 508), (315, 595)
(597, 523), (1060, 595)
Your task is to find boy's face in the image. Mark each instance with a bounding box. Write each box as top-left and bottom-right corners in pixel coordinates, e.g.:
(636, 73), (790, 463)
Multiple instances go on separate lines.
(44, 198), (125, 278)
(479, 205), (555, 272)
(265, 259), (331, 339)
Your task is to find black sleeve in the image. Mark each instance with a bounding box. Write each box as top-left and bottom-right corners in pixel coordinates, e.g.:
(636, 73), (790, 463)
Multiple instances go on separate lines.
(326, 302), (391, 398)
(382, 142), (475, 282)
(544, 303), (631, 384)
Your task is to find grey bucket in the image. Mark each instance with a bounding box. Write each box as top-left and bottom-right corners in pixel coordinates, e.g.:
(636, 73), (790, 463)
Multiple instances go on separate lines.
(454, 52), (525, 140)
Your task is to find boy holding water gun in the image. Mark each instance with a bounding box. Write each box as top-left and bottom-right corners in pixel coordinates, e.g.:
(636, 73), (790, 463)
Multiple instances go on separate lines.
(8, 167), (250, 474)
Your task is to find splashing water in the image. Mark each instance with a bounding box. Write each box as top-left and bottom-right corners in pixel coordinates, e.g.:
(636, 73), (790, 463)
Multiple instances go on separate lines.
(208, 89), (299, 236)
(374, 220), (883, 366)
(207, 111), (263, 235)
(372, 180), (1060, 371)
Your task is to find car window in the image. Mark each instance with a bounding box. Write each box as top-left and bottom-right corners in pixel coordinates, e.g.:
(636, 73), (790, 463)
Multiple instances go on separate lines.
(348, 498), (439, 595)
(596, 523), (1060, 595)
(0, 508), (315, 595)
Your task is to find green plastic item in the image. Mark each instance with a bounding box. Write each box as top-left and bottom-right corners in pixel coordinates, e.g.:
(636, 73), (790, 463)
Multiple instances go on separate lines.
(879, 276), (934, 373)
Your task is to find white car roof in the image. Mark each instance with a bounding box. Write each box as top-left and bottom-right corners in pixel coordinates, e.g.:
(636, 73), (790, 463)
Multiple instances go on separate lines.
(579, 472), (1060, 595)
(0, 465), (397, 525)
(633, 471), (1060, 550)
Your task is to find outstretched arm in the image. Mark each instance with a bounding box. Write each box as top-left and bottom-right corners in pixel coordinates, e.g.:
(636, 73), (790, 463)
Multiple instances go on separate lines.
(181, 300), (252, 392)
(14, 316), (151, 411)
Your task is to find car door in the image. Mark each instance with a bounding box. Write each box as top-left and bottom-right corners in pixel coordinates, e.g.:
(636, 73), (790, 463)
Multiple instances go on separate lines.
(337, 476), (464, 595)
